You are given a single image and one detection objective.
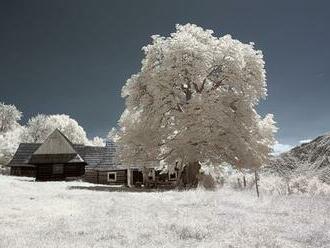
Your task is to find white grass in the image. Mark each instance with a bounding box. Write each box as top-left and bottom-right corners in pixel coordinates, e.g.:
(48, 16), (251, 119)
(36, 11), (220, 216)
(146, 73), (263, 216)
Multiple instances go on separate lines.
(0, 175), (329, 248)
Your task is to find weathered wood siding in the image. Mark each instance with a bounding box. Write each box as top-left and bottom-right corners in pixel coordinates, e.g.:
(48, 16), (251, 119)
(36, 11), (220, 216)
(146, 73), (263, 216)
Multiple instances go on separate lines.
(36, 163), (85, 181)
(10, 167), (36, 177)
(84, 169), (127, 185)
(142, 169), (177, 188)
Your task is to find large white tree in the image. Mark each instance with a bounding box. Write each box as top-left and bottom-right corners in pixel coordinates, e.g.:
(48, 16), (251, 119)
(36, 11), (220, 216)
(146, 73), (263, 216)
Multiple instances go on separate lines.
(0, 103), (23, 165)
(117, 24), (277, 178)
(21, 114), (89, 144)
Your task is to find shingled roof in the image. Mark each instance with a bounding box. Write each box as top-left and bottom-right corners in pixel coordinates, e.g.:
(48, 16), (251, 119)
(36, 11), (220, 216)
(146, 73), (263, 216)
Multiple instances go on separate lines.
(7, 143), (40, 167)
(7, 130), (158, 170)
(29, 129), (85, 164)
(8, 142), (121, 169)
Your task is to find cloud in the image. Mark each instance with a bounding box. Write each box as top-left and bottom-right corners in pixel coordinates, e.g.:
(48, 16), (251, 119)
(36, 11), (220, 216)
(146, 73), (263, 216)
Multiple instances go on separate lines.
(272, 143), (293, 156)
(299, 139), (311, 144)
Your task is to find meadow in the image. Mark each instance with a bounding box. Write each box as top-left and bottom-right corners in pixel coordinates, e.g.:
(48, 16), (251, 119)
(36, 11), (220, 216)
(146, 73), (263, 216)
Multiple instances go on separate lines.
(0, 175), (329, 248)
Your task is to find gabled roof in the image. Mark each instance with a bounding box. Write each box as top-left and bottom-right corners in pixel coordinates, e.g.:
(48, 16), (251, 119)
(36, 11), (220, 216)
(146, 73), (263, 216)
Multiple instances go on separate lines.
(28, 129), (85, 164)
(33, 129), (77, 155)
(8, 130), (138, 170)
(7, 143), (40, 167)
(8, 142), (121, 169)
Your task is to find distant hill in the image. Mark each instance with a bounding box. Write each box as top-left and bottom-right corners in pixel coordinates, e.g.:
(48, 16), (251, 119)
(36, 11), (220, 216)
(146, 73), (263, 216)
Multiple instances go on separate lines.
(269, 134), (330, 183)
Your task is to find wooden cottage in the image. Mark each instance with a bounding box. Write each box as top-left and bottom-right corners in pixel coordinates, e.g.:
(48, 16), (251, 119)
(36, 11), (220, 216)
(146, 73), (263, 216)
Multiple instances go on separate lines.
(8, 130), (141, 185)
(9, 129), (86, 181)
(8, 129), (199, 187)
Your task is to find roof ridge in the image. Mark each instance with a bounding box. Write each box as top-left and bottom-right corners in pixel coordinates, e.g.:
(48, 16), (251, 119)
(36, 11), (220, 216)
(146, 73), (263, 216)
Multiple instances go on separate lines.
(32, 129), (78, 155)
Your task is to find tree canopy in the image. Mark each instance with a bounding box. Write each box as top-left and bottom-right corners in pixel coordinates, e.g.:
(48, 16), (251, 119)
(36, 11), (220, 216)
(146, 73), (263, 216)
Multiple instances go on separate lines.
(21, 114), (89, 144)
(117, 24), (277, 171)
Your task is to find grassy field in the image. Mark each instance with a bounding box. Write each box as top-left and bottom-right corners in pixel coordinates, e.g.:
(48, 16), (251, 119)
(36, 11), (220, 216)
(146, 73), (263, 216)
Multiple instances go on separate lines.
(0, 175), (329, 248)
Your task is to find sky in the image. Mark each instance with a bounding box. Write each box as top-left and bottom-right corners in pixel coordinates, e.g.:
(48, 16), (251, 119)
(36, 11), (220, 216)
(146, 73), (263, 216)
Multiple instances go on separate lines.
(0, 0), (329, 152)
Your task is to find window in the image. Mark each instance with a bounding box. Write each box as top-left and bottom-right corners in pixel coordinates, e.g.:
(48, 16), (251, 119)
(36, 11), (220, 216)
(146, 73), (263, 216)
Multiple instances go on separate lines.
(107, 172), (117, 182)
(53, 164), (64, 174)
(169, 171), (177, 181)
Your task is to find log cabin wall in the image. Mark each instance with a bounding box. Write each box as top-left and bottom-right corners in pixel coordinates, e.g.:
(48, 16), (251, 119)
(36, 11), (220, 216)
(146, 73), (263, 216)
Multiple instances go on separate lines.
(36, 163), (85, 181)
(10, 166), (36, 177)
(84, 169), (127, 185)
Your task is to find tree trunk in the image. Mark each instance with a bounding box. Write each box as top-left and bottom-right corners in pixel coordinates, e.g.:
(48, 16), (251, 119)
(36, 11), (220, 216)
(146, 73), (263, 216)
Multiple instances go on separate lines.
(255, 170), (260, 198)
(237, 178), (241, 189)
(181, 161), (201, 189)
(127, 165), (132, 187)
(176, 167), (184, 189)
(142, 167), (148, 187)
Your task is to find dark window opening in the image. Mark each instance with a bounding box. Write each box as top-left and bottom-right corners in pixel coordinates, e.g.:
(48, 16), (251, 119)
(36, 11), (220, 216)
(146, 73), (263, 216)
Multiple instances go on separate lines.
(53, 164), (64, 174)
(107, 172), (117, 182)
(169, 172), (177, 180)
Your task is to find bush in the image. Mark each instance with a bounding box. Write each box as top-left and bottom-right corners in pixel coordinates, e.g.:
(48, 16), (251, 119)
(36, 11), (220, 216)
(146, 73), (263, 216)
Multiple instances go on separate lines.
(288, 176), (330, 195)
(198, 173), (216, 190)
(226, 173), (255, 190)
(0, 165), (10, 175)
(254, 175), (330, 196)
(224, 170), (330, 196)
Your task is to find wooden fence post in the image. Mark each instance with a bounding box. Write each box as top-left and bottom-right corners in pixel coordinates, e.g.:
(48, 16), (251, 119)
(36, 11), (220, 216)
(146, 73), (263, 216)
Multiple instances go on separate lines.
(255, 170), (260, 198)
(243, 174), (247, 188)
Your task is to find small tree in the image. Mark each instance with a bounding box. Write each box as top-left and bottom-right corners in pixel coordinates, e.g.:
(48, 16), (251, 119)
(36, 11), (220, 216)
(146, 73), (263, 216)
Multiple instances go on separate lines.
(0, 127), (24, 165)
(0, 102), (22, 133)
(0, 103), (23, 166)
(117, 24), (276, 186)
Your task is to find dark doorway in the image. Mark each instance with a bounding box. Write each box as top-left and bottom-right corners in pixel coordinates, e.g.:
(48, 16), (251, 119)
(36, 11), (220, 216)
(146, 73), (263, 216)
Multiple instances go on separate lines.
(132, 170), (143, 186)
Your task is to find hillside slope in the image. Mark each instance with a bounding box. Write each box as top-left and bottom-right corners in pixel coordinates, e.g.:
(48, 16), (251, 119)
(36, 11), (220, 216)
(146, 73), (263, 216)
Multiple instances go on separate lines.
(270, 134), (330, 182)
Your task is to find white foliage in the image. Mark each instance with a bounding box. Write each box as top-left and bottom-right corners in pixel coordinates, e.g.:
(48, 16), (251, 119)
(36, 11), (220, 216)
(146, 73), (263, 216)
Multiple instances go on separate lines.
(0, 127), (24, 165)
(288, 176), (330, 195)
(107, 127), (119, 142)
(87, 136), (105, 147)
(225, 170), (330, 196)
(21, 114), (89, 144)
(0, 103), (23, 165)
(0, 103), (106, 164)
(118, 23), (276, 171)
(0, 102), (22, 133)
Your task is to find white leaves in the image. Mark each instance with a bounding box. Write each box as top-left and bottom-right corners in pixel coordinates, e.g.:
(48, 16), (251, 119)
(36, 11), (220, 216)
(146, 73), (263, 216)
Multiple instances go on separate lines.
(21, 114), (89, 144)
(0, 103), (24, 165)
(0, 102), (22, 133)
(87, 136), (105, 147)
(0, 126), (24, 165)
(117, 23), (276, 169)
